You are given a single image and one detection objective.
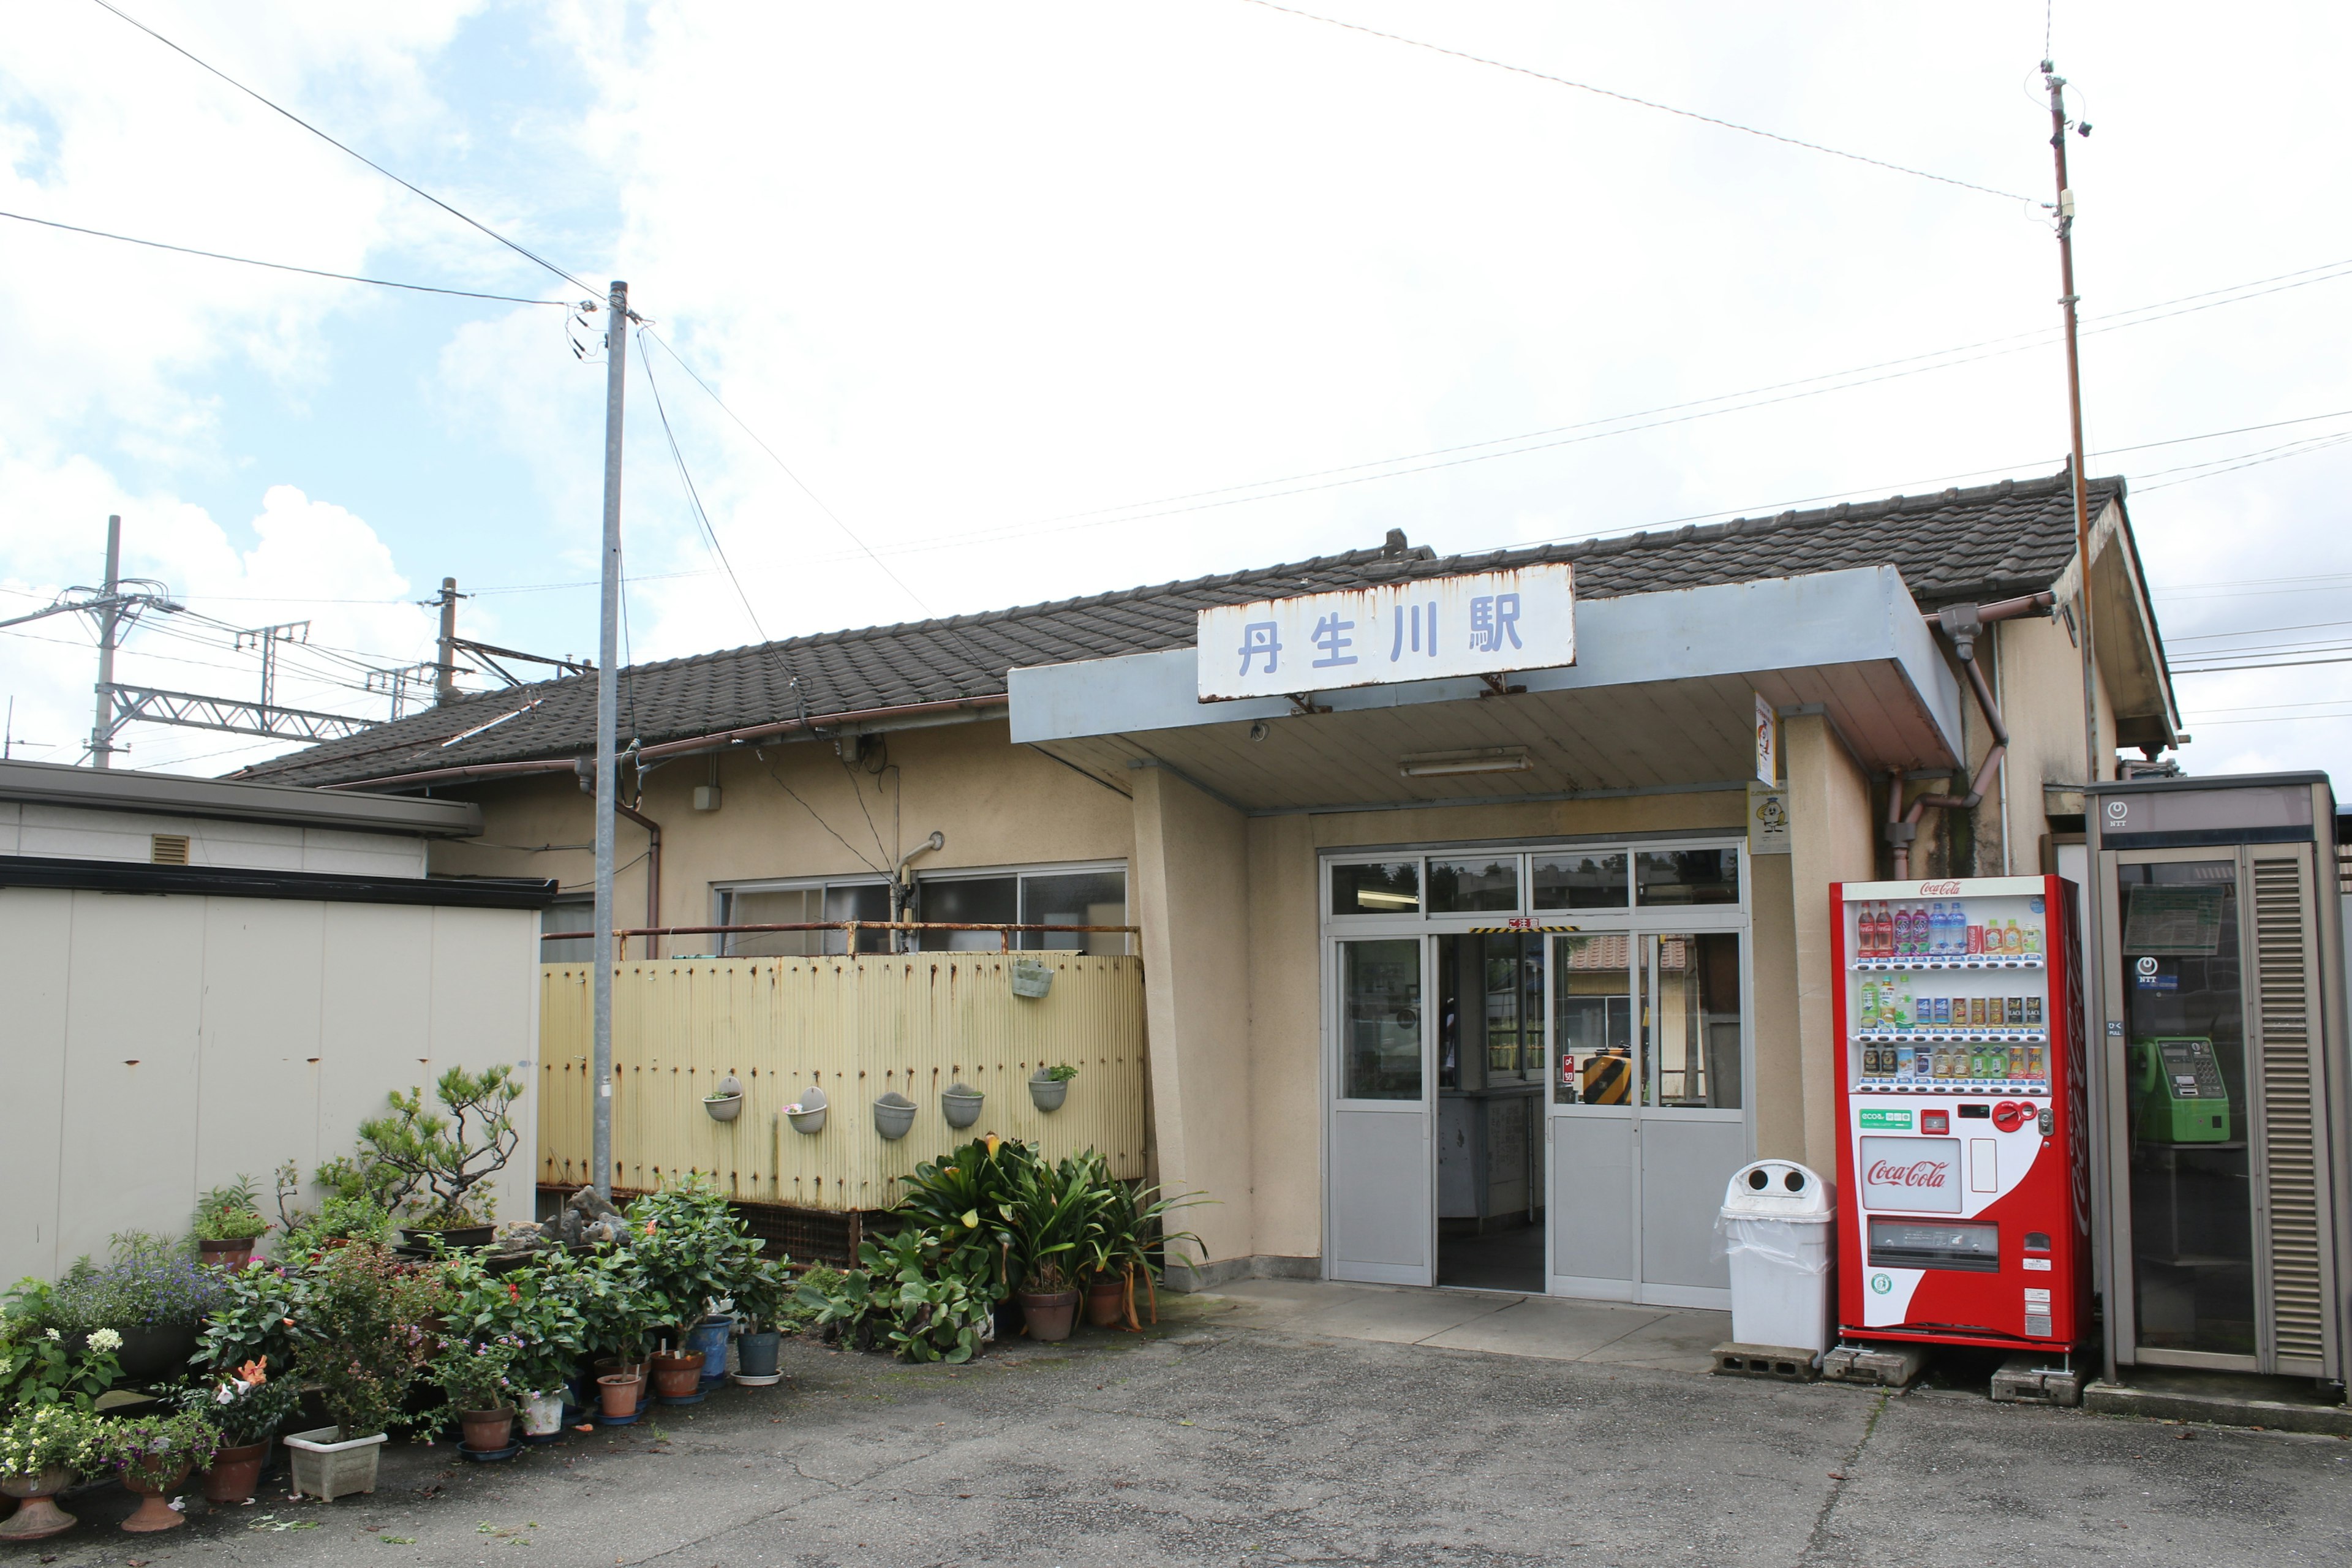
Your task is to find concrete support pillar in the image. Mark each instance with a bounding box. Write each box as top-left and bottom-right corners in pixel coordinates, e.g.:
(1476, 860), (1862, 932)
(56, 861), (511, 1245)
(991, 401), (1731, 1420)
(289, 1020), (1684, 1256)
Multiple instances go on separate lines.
(1129, 763), (1257, 1272)
(1783, 714), (1874, 1177)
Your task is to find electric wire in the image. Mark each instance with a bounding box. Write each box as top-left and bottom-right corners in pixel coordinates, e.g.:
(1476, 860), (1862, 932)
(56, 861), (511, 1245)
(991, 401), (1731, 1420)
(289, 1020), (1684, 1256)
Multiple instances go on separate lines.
(1238, 0), (2040, 203)
(0, 209), (570, 306)
(88, 0), (600, 298)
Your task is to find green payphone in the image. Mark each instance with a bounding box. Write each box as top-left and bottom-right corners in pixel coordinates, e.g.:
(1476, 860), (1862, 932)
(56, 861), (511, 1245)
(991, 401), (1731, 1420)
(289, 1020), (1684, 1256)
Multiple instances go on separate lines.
(2130, 1036), (2233, 1144)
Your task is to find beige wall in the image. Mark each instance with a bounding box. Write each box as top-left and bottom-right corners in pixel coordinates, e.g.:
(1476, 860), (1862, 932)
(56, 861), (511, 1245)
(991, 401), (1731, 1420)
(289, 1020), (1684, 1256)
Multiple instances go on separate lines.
(1747, 849), (1803, 1162)
(1784, 713), (1875, 1177)
(0, 888), (541, 1284)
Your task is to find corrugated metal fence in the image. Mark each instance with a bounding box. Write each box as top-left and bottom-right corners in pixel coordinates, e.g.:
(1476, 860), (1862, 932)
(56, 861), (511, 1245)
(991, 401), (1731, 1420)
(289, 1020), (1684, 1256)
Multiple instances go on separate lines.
(538, 953), (1150, 1212)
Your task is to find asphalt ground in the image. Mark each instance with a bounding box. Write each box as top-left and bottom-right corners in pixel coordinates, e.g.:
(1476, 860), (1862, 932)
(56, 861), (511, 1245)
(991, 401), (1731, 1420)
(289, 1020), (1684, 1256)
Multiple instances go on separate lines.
(16, 1290), (2349, 1567)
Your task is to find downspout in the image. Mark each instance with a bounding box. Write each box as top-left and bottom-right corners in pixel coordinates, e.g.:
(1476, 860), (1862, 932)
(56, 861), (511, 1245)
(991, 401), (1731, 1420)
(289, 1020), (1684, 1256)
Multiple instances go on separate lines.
(1887, 593), (2054, 877)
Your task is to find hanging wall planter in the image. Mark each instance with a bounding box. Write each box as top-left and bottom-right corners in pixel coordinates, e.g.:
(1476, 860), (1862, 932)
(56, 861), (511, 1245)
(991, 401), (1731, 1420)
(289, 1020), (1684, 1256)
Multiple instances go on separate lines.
(1009, 958), (1054, 998)
(1029, 1067), (1072, 1114)
(941, 1082), (984, 1128)
(703, 1075), (745, 1123)
(784, 1086), (827, 1134)
(872, 1092), (917, 1141)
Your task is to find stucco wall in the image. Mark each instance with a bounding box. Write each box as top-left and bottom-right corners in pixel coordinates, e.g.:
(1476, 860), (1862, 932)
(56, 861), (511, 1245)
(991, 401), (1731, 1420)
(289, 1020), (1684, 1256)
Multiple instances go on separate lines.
(0, 889), (541, 1284)
(1747, 848), (1803, 1161)
(1784, 713), (1875, 1177)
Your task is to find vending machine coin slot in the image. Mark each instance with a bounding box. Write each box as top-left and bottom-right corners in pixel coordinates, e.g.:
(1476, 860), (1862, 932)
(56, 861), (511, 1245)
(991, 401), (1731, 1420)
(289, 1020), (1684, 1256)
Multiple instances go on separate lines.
(1958, 1104), (1991, 1119)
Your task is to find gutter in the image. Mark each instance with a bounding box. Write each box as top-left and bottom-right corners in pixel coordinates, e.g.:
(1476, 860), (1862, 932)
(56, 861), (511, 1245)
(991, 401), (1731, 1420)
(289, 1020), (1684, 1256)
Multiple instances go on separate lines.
(1888, 591), (2055, 876)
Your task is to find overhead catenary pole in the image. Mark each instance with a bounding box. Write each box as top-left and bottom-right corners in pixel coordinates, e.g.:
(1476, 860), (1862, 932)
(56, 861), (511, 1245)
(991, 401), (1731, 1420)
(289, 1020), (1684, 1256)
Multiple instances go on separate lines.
(592, 281), (628, 1199)
(2045, 62), (2116, 1390)
(89, 514), (123, 769)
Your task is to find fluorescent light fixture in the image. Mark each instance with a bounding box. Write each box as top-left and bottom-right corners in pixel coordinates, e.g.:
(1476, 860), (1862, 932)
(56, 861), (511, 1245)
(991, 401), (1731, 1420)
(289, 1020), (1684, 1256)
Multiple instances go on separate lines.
(1354, 889), (1419, 908)
(1398, 747), (1534, 778)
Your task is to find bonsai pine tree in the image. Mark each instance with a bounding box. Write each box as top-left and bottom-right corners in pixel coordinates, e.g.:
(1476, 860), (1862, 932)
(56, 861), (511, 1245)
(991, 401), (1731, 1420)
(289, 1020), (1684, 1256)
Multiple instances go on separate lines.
(356, 1066), (524, 1230)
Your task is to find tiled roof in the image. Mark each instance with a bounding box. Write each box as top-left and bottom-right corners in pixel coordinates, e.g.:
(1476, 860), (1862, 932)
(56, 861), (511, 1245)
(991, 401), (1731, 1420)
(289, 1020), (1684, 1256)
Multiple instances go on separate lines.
(236, 469), (2119, 787)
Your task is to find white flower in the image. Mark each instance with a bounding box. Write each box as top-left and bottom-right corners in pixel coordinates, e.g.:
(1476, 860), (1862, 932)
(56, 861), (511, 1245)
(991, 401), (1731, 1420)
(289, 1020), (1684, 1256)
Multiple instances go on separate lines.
(213, 1383), (236, 1405)
(44, 1328), (61, 1341)
(86, 1328), (124, 1353)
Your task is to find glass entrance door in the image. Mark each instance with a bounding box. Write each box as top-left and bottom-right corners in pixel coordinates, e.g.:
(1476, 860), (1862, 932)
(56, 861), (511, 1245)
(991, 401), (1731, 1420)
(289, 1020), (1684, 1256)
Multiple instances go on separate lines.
(1325, 938), (1434, 1286)
(1434, 932), (1545, 1291)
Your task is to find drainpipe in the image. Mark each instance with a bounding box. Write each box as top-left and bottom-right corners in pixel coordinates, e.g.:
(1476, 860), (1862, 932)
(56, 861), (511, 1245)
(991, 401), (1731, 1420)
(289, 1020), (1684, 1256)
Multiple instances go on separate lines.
(1887, 593), (2055, 876)
(575, 757), (662, 957)
(888, 831), (945, 954)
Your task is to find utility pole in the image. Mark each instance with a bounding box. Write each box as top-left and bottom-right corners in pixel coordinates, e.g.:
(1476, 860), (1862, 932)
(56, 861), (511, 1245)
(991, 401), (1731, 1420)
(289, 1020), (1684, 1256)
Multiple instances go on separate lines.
(89, 515), (123, 769)
(434, 578), (462, 704)
(2045, 60), (2116, 1390)
(592, 281), (628, 1199)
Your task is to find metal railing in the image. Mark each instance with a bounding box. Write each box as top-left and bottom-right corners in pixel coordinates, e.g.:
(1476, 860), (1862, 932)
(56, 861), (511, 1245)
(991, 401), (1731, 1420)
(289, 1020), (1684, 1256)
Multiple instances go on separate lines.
(539, 919), (1140, 961)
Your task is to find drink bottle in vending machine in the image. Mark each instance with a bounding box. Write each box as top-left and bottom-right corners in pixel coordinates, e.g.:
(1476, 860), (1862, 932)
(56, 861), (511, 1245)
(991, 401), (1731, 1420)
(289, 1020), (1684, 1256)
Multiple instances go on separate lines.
(1830, 875), (2088, 1352)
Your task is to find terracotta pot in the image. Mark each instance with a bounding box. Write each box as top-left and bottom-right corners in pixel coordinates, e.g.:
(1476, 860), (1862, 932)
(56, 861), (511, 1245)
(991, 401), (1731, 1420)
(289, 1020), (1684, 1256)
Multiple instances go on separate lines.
(597, 1373), (643, 1419)
(0, 1469), (78, 1543)
(1017, 1287), (1080, 1343)
(458, 1409), (514, 1453)
(649, 1351), (705, 1401)
(198, 1238), (256, 1268)
(121, 1462), (194, 1533)
(202, 1439), (271, 1504)
(1085, 1278), (1128, 1329)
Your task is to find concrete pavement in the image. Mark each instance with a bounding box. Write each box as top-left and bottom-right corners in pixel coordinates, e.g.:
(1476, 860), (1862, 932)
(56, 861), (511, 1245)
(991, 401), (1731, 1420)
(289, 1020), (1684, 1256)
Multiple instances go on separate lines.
(24, 1283), (2350, 1566)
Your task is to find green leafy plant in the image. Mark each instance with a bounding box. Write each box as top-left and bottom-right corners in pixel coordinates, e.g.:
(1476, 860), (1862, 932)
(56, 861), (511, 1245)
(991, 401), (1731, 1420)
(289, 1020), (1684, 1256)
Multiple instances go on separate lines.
(194, 1177), (272, 1243)
(355, 1066), (524, 1229)
(190, 1261), (302, 1374)
(286, 1243), (445, 1439)
(625, 1176), (764, 1338)
(174, 1357), (303, 1447)
(45, 1232), (226, 1336)
(440, 1253), (587, 1397)
(428, 1334), (524, 1417)
(728, 1254), (799, 1337)
(1001, 1152), (1110, 1294)
(0, 1404), (107, 1480)
(1042, 1063), (1080, 1082)
(793, 1229), (997, 1364)
(562, 1245), (658, 1366)
(97, 1407), (217, 1488)
(1082, 1172), (1209, 1329)
(0, 1318), (121, 1412)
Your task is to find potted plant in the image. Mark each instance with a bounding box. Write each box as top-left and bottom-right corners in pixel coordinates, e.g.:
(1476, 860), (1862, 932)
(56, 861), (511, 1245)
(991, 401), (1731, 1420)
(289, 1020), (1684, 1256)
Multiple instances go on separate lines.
(1029, 1062), (1079, 1112)
(627, 1176), (763, 1395)
(783, 1085), (827, 1134)
(282, 1242), (443, 1499)
(98, 1408), (216, 1533)
(567, 1248), (654, 1424)
(729, 1255), (796, 1386)
(1081, 1171), (1208, 1330)
(42, 1233), (226, 1385)
(429, 1334), (524, 1456)
(193, 1177), (272, 1267)
(940, 1082), (984, 1129)
(0, 1312), (123, 1414)
(1003, 1153), (1108, 1342)
(872, 1091), (917, 1140)
(354, 1065), (524, 1249)
(176, 1357), (300, 1504)
(704, 1075), (745, 1122)
(0, 1405), (105, 1543)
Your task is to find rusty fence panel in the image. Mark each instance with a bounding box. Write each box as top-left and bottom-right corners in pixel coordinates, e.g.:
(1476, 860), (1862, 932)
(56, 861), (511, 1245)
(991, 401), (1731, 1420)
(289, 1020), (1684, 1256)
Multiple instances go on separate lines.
(538, 954), (1150, 1211)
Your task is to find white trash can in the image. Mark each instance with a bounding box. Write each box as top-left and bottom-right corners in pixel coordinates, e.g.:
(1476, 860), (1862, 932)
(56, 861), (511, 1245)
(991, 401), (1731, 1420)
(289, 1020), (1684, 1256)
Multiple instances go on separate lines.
(1717, 1159), (1836, 1355)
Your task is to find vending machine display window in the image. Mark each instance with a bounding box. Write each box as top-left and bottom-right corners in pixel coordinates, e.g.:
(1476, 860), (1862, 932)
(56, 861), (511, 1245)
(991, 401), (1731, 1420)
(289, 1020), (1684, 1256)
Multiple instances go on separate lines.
(2117, 861), (2256, 1360)
(1868, 1218), (2001, 1273)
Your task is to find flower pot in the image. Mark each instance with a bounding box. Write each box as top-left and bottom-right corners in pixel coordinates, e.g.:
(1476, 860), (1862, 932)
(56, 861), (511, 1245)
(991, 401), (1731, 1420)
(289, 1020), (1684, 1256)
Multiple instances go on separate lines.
(459, 1409), (515, 1453)
(941, 1084), (985, 1129)
(520, 1389), (566, 1440)
(121, 1462), (193, 1532)
(1085, 1278), (1129, 1329)
(0, 1469), (78, 1543)
(649, 1351), (706, 1403)
(111, 1323), (200, 1385)
(401, 1224), (495, 1251)
(202, 1439), (271, 1504)
(596, 1374), (644, 1423)
(689, 1316), (734, 1382)
(283, 1426), (386, 1501)
(1017, 1287), (1080, 1343)
(785, 1085), (828, 1134)
(1010, 957), (1054, 998)
(704, 1075), (745, 1122)
(872, 1092), (916, 1140)
(1028, 1071), (1069, 1113)
(733, 1329), (783, 1385)
(198, 1237), (257, 1268)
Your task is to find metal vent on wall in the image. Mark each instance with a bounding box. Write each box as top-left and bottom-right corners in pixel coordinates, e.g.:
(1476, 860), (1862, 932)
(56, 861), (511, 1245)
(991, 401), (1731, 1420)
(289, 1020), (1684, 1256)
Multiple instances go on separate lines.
(149, 834), (190, 865)
(2252, 854), (2327, 1370)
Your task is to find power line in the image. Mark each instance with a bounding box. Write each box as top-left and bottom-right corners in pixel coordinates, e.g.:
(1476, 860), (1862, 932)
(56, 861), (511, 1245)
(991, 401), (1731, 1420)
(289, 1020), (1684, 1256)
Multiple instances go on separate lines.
(1237, 0), (2039, 203)
(89, 0), (599, 298)
(2137, 432), (2352, 494)
(2170, 618), (2352, 645)
(0, 209), (570, 307)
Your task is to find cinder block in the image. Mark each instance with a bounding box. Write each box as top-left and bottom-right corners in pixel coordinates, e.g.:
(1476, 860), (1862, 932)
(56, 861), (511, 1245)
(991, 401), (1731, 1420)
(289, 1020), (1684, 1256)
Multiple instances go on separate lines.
(1710, 1343), (1820, 1382)
(1821, 1341), (1929, 1388)
(1991, 1355), (2082, 1406)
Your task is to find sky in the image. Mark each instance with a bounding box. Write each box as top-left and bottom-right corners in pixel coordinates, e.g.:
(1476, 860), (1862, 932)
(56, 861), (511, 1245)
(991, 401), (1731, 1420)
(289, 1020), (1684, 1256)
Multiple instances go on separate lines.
(1, 1), (2347, 785)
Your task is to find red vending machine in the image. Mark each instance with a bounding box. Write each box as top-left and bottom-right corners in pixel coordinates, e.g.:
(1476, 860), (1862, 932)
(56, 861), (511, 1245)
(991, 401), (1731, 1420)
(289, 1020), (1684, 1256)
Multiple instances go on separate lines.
(1831, 875), (2089, 1351)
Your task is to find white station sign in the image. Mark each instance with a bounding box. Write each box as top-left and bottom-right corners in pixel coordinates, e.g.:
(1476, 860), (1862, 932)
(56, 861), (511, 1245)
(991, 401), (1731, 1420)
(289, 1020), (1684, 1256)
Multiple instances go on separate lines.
(1196, 563), (1575, 702)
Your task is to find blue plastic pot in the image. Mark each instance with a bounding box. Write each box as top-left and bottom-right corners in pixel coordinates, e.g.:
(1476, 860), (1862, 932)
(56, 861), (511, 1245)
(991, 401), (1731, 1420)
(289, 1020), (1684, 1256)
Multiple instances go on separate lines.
(690, 1316), (734, 1382)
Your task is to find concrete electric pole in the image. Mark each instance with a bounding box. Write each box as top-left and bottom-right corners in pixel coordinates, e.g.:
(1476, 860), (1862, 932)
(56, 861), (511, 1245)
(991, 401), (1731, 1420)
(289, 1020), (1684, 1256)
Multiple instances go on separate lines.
(592, 281), (628, 1199)
(89, 515), (123, 769)
(434, 578), (462, 704)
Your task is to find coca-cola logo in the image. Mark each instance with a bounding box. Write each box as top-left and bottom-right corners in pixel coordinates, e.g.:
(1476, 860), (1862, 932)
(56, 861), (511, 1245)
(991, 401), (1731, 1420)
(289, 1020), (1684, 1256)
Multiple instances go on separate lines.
(1916, 880), (1962, 895)
(1866, 1158), (1952, 1189)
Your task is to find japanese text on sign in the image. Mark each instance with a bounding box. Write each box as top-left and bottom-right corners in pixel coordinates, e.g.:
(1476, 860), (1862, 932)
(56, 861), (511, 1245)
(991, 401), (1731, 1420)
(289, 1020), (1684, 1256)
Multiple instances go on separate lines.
(1197, 564), (1574, 701)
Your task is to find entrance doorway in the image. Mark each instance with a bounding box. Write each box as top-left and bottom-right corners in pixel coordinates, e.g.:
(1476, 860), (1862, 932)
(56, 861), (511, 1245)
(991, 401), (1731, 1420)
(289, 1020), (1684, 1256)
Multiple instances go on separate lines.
(1323, 841), (1754, 1305)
